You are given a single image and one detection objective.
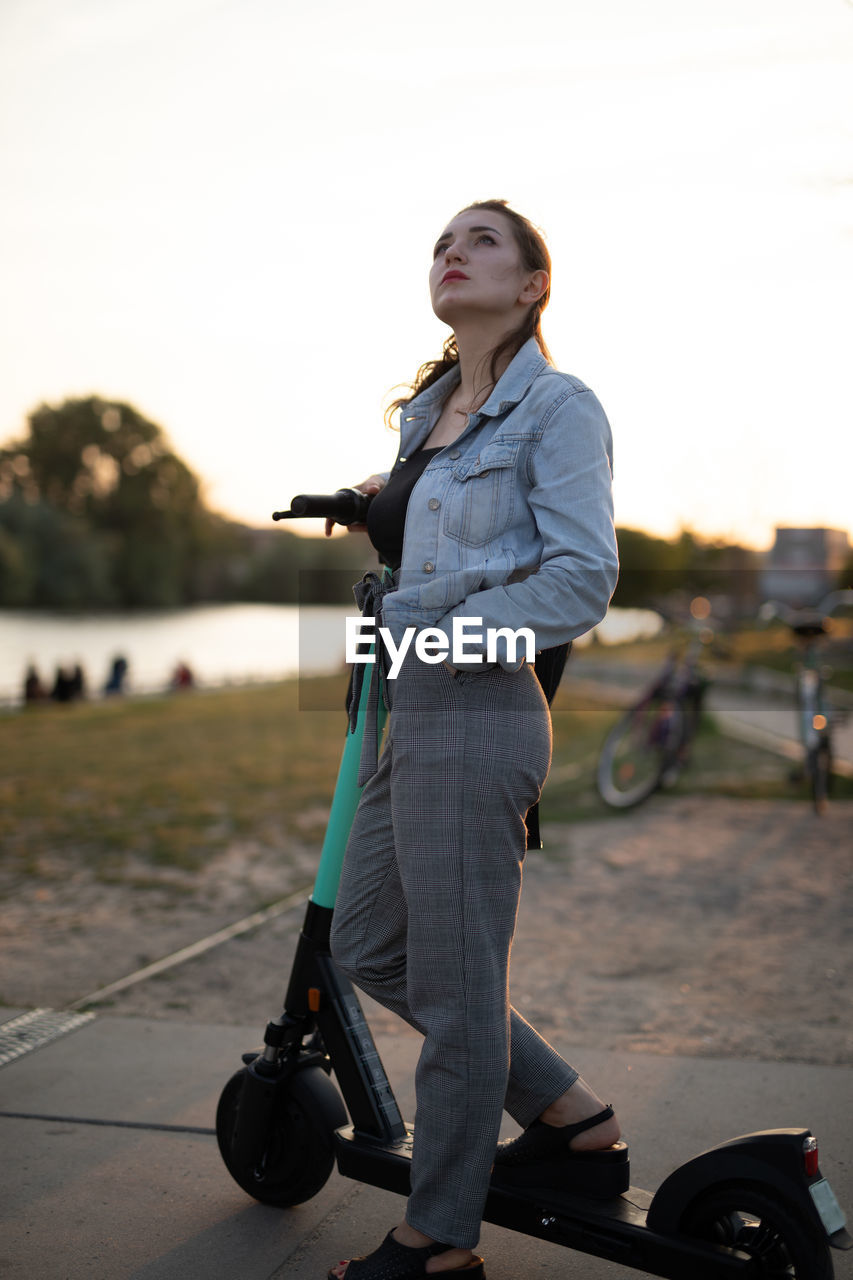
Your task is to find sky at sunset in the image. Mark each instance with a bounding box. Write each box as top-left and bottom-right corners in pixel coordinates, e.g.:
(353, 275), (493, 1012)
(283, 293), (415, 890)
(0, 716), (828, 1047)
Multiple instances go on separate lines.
(1, 0), (851, 549)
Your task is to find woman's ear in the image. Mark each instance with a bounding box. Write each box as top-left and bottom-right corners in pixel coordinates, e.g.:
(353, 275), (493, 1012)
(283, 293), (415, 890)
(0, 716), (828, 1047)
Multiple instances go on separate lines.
(519, 270), (549, 306)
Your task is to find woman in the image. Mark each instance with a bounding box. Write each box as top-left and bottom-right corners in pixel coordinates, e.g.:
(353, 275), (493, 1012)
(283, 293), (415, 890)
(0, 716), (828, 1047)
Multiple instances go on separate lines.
(327, 200), (622, 1280)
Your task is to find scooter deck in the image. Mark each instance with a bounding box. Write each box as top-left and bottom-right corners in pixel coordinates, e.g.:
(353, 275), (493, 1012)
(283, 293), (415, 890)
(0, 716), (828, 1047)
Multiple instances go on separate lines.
(334, 1125), (752, 1278)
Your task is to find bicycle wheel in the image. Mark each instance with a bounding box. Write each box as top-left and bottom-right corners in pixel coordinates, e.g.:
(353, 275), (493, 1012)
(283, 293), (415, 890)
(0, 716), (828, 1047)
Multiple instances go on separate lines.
(808, 739), (832, 815)
(597, 697), (684, 808)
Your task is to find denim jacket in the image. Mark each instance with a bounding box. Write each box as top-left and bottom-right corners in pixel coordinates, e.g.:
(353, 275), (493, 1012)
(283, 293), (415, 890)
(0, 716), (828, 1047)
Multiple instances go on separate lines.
(378, 338), (618, 670)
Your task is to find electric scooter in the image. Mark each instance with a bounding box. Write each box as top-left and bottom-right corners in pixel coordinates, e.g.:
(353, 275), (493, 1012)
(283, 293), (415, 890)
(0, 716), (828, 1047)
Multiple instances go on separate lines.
(215, 491), (851, 1278)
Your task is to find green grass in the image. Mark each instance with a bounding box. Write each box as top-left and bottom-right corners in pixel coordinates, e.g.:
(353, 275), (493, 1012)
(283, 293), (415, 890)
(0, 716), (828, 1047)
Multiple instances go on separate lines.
(1, 677), (350, 880)
(3, 660), (848, 891)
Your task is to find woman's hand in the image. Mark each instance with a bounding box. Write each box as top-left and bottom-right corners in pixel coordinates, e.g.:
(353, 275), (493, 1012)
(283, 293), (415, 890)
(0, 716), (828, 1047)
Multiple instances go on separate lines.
(324, 474), (386, 536)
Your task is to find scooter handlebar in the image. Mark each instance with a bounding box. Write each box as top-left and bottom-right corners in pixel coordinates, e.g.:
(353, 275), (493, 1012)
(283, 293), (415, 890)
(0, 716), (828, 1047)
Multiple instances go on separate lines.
(272, 488), (373, 525)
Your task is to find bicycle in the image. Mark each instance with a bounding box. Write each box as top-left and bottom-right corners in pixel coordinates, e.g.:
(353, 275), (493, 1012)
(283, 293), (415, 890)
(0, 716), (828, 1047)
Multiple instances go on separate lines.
(761, 590), (853, 815)
(596, 609), (713, 810)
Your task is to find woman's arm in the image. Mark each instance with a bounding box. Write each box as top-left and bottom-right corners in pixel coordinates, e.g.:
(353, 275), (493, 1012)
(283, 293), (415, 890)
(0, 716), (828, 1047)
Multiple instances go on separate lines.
(437, 389), (618, 664)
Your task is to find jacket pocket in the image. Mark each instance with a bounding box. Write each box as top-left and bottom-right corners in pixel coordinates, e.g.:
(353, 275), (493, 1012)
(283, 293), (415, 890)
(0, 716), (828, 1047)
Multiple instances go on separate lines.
(443, 441), (520, 547)
(411, 563), (486, 616)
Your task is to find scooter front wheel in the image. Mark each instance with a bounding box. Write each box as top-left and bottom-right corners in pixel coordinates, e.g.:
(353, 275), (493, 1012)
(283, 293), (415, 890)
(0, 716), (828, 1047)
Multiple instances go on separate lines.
(679, 1183), (833, 1278)
(216, 1064), (347, 1207)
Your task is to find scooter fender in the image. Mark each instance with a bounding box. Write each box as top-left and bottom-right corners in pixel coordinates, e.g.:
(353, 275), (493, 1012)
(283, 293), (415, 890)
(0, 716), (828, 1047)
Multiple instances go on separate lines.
(228, 1056), (288, 1171)
(229, 1053), (336, 1172)
(646, 1128), (849, 1247)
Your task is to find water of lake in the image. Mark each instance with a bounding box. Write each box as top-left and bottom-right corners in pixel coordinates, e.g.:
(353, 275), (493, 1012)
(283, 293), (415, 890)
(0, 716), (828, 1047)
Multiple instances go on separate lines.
(1, 603), (662, 708)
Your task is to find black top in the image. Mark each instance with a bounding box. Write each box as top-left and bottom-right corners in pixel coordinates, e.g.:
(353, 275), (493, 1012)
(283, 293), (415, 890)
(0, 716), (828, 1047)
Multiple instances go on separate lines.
(366, 448), (442, 570)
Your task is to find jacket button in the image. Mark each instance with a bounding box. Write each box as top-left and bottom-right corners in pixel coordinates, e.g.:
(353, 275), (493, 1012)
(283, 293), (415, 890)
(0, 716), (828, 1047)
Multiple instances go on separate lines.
(423, 562), (435, 573)
(479, 469), (490, 477)
(428, 498), (440, 510)
(448, 449), (461, 459)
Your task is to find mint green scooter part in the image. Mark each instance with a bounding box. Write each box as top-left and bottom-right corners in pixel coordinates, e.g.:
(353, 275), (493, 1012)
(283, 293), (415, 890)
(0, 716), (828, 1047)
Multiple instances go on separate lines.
(312, 661), (387, 909)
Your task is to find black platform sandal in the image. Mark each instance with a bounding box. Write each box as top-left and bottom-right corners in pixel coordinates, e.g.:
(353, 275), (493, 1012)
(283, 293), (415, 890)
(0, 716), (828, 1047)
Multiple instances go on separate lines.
(492, 1106), (629, 1198)
(327, 1229), (485, 1280)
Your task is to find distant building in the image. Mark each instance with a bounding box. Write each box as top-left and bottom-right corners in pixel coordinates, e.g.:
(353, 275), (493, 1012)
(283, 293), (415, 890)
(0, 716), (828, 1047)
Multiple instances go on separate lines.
(760, 527), (850, 607)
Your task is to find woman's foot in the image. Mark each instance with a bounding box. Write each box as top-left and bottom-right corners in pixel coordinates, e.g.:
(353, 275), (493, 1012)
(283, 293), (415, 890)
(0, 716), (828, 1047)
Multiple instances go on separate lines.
(492, 1079), (629, 1197)
(394, 1224), (475, 1274)
(538, 1078), (621, 1151)
(328, 1223), (478, 1279)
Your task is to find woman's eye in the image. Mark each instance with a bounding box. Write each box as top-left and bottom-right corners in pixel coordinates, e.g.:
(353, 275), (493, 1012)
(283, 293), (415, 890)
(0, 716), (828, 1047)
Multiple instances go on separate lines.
(475, 234), (496, 246)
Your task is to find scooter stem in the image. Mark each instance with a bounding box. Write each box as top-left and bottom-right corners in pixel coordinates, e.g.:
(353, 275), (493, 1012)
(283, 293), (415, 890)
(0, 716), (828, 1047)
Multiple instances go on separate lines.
(312, 641), (388, 909)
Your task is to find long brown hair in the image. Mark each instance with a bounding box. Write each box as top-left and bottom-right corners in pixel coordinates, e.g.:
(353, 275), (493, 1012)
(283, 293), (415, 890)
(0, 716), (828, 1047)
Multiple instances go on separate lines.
(386, 199), (553, 427)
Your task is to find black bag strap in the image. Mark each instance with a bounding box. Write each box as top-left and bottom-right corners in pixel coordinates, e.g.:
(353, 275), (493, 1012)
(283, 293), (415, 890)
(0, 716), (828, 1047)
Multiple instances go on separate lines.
(526, 641), (572, 850)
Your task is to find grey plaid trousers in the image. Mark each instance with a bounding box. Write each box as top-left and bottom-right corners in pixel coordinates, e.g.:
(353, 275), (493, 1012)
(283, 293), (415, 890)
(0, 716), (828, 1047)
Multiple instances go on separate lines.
(330, 654), (579, 1248)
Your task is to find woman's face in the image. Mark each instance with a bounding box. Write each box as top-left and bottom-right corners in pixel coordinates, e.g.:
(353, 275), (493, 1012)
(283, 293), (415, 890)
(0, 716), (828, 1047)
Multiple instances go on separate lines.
(429, 208), (545, 328)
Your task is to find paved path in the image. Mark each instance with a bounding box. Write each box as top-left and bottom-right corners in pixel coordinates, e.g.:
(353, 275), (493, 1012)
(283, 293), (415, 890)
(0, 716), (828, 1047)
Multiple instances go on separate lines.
(3, 790), (852, 1278)
(1, 1009), (851, 1279)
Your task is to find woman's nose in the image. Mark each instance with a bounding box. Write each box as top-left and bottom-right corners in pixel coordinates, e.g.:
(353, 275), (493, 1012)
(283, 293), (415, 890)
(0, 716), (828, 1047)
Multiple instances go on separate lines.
(445, 238), (465, 263)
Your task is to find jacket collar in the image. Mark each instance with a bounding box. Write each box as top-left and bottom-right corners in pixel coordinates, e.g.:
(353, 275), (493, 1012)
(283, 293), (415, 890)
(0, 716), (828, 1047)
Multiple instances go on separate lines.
(402, 337), (549, 428)
(475, 337), (549, 419)
(397, 338), (549, 459)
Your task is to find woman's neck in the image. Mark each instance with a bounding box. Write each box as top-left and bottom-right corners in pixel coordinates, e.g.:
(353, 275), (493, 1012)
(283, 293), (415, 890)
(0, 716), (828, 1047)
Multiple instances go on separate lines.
(421, 328), (515, 450)
(452, 320), (517, 407)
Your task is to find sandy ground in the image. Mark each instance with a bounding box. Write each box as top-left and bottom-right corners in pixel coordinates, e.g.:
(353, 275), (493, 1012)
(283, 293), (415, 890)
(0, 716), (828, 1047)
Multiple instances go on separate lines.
(3, 795), (851, 1070)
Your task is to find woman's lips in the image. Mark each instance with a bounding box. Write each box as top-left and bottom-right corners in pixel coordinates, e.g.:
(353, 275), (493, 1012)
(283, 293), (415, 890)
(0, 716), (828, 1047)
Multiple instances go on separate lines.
(441, 270), (469, 284)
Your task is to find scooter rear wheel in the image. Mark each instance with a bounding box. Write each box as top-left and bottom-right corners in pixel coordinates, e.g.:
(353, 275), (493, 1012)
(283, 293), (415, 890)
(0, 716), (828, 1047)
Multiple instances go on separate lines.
(216, 1064), (347, 1207)
(679, 1184), (833, 1278)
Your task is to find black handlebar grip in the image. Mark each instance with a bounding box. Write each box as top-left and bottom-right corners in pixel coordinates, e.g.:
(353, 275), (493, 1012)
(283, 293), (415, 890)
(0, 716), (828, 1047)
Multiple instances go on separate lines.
(272, 488), (372, 524)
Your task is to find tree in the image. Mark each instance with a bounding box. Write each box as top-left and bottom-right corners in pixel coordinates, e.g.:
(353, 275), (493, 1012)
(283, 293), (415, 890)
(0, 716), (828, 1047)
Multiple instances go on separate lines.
(0, 495), (116, 608)
(611, 527), (760, 616)
(610, 528), (691, 606)
(0, 520), (33, 606)
(0, 397), (208, 607)
(0, 394), (379, 609)
(838, 550), (853, 592)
